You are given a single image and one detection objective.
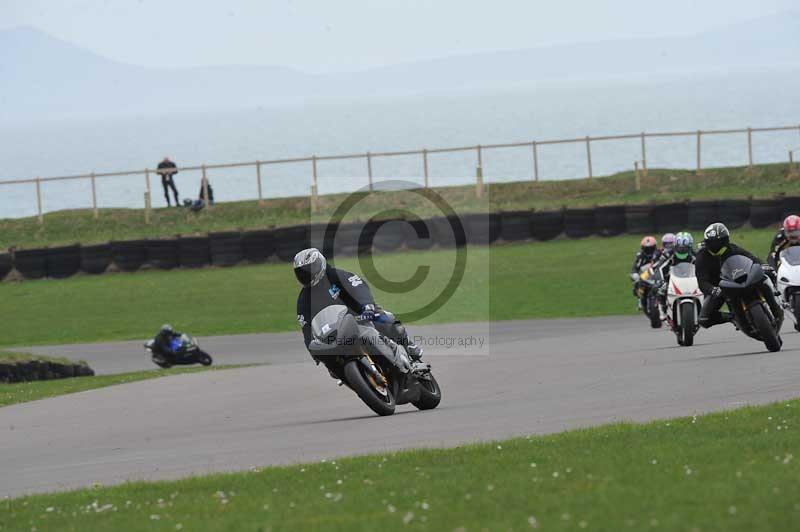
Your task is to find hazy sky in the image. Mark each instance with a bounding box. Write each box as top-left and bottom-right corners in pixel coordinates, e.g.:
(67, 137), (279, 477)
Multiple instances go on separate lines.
(2, 0), (796, 73)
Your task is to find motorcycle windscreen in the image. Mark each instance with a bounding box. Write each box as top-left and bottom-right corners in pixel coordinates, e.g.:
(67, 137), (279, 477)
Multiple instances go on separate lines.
(780, 247), (800, 266)
(670, 263), (695, 278)
(720, 255), (755, 285)
(311, 305), (350, 341)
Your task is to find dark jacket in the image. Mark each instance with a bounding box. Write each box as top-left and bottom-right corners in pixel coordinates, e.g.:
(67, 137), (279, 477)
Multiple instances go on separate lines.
(631, 249), (660, 275)
(296, 266), (375, 350)
(695, 243), (762, 295)
(767, 229), (797, 268)
(157, 160), (178, 177)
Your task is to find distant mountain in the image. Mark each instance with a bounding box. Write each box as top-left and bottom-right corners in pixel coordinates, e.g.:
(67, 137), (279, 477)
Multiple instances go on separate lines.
(2, 11), (799, 123)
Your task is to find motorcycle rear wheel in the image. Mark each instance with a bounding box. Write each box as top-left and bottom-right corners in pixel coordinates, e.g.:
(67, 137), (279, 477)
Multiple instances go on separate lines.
(343, 360), (396, 416)
(412, 373), (442, 410)
(750, 303), (782, 352)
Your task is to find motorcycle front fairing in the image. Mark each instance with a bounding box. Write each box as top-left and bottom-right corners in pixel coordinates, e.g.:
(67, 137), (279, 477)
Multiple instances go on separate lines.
(778, 248), (800, 297)
(719, 256), (766, 292)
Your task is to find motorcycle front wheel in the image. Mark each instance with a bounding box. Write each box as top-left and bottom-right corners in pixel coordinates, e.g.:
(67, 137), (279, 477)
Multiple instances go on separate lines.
(680, 304), (696, 347)
(648, 296), (662, 329)
(750, 303), (782, 352)
(412, 373), (442, 410)
(198, 350), (213, 366)
(343, 360), (396, 416)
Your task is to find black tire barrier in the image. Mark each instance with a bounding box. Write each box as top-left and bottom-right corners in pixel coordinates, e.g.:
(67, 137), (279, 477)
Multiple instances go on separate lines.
(564, 208), (596, 239)
(686, 200), (719, 230)
(781, 196), (800, 219)
(146, 239), (179, 270)
(0, 360), (94, 383)
(308, 223), (333, 253)
(461, 213), (501, 245)
(333, 222), (375, 257)
(430, 216), (467, 248)
(499, 210), (534, 241)
(624, 204), (656, 235)
(209, 232), (244, 267)
(531, 210), (564, 241)
(274, 225), (310, 262)
(595, 206), (627, 237)
(178, 236), (211, 268)
(14, 248), (48, 279)
(112, 240), (148, 272)
(46, 245), (81, 279)
(404, 219), (434, 250)
(717, 199), (750, 229)
(370, 219), (407, 252)
(81, 244), (112, 275)
(0, 253), (12, 280)
(749, 199), (782, 228)
(654, 202), (688, 234)
(242, 229), (275, 263)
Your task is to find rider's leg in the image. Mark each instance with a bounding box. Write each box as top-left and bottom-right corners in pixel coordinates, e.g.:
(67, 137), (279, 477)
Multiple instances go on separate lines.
(699, 291), (731, 328)
(374, 311), (424, 361)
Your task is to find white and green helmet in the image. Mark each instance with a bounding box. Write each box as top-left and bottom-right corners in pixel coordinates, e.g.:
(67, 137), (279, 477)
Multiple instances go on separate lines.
(674, 231), (694, 259)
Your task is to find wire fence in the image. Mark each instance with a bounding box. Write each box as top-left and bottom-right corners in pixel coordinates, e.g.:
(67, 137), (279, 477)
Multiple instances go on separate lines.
(3, 123), (799, 224)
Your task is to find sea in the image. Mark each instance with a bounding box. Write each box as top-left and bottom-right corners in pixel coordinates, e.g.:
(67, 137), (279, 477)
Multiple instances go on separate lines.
(1, 67), (799, 219)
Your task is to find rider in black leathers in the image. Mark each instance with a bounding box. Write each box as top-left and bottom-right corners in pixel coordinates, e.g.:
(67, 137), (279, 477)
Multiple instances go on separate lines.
(696, 223), (780, 328)
(293, 248), (426, 379)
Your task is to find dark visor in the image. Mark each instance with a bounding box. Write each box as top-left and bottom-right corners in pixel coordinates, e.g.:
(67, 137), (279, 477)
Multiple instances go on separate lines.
(294, 262), (319, 286)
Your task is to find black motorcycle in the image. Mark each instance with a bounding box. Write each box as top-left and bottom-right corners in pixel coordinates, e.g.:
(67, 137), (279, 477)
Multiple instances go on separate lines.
(635, 263), (663, 329)
(307, 305), (441, 416)
(719, 255), (784, 352)
(144, 334), (213, 368)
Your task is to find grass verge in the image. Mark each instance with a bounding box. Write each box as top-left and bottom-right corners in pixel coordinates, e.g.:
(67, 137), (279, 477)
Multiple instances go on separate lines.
(0, 365), (248, 408)
(0, 228), (779, 348)
(1, 162), (796, 249)
(2, 398), (798, 531)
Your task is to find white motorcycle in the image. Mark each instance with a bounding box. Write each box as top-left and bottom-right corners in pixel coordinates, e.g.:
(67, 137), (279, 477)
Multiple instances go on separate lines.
(776, 246), (800, 332)
(664, 262), (704, 346)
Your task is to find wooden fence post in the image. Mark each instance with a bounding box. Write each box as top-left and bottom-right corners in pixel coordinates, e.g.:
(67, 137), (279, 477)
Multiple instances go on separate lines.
(35, 177), (43, 225)
(747, 127), (753, 169)
(696, 130), (703, 174)
(640, 132), (648, 177)
(144, 191), (151, 224)
(256, 161), (264, 205)
(532, 141), (539, 182)
(476, 165), (484, 199)
(476, 145), (483, 169)
(366, 152), (373, 191)
(311, 156), (319, 213)
(585, 136), (593, 179)
(90, 171), (98, 219)
(422, 149), (429, 188)
(634, 161), (641, 191)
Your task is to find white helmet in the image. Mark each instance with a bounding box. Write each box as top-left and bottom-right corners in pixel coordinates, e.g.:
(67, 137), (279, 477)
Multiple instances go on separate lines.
(293, 248), (327, 287)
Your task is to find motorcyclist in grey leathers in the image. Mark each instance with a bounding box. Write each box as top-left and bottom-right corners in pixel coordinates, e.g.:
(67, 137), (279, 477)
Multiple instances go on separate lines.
(293, 248), (427, 380)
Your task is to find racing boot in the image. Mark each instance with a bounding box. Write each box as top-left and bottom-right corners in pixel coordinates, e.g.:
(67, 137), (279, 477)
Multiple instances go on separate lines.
(405, 343), (430, 375)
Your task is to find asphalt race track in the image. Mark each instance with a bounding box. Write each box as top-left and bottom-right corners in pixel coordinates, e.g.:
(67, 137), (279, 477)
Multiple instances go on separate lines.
(4, 316), (800, 498)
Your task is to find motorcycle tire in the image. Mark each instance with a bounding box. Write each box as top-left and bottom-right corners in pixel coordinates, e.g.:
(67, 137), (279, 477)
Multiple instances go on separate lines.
(199, 351), (213, 366)
(648, 296), (662, 329)
(680, 304), (695, 347)
(343, 360), (396, 416)
(750, 303), (782, 352)
(793, 296), (800, 332)
(412, 373), (442, 410)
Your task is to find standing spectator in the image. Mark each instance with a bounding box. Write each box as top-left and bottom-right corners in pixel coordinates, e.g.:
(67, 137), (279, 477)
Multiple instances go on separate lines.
(157, 156), (180, 207)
